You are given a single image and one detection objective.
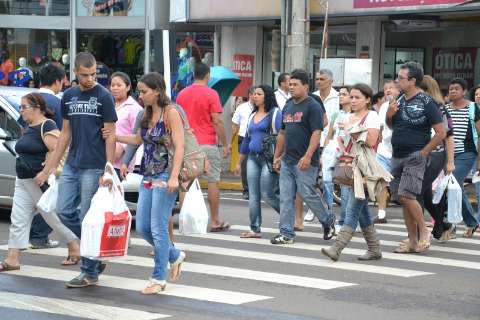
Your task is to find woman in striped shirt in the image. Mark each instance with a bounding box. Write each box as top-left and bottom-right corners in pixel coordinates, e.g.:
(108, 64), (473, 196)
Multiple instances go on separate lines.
(446, 78), (480, 238)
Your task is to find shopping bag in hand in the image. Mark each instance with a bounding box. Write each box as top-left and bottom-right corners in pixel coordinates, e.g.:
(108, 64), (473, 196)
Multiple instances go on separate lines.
(37, 174), (58, 214)
(179, 179), (208, 235)
(432, 173), (450, 204)
(80, 163), (132, 259)
(447, 175), (463, 224)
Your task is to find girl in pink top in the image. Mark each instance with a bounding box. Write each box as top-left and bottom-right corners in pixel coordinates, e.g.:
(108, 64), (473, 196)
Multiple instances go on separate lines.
(110, 71), (143, 174)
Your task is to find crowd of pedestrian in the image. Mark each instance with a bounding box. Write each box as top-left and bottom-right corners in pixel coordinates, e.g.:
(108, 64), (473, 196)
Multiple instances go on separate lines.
(1, 51), (479, 296)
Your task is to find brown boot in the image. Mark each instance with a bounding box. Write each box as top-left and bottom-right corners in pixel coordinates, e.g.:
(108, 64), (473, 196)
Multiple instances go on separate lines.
(321, 226), (354, 261)
(358, 225), (382, 261)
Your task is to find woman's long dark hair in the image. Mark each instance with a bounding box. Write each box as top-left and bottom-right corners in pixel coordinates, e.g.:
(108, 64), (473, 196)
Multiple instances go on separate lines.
(23, 93), (55, 120)
(253, 84), (278, 113)
(139, 72), (171, 129)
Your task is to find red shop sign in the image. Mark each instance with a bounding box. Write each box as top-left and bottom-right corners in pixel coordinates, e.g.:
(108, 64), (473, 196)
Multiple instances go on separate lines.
(232, 54), (254, 97)
(354, 0), (464, 8)
(432, 47), (478, 89)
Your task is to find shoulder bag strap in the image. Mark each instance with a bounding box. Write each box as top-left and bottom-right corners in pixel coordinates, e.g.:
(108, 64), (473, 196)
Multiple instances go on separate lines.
(245, 111), (256, 138)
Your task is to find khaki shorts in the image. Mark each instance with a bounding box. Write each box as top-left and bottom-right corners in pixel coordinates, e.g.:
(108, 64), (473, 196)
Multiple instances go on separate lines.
(200, 144), (221, 183)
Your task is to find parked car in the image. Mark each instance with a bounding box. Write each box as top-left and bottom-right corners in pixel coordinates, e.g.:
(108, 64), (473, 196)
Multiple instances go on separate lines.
(0, 86), (141, 212)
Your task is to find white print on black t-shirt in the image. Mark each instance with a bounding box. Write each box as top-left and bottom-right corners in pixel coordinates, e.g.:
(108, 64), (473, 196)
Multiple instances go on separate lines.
(401, 104), (427, 126)
(66, 96), (102, 117)
(283, 112), (303, 123)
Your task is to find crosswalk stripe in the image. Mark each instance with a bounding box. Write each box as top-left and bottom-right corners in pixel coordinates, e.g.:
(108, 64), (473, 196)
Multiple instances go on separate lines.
(128, 238), (431, 278)
(301, 223), (480, 245)
(367, 222), (467, 231)
(171, 231), (480, 271)
(0, 292), (170, 320)
(1, 264), (271, 305)
(4, 246), (355, 290)
(230, 225), (480, 256)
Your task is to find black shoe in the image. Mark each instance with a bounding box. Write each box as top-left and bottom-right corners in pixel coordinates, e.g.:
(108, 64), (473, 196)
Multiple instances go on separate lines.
(98, 262), (107, 274)
(323, 221), (336, 240)
(242, 191), (249, 200)
(270, 234), (294, 244)
(66, 273), (98, 288)
(374, 217), (387, 224)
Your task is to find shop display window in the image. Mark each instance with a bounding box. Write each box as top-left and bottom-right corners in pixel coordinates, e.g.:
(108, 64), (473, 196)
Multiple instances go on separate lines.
(77, 0), (145, 17)
(171, 32), (214, 100)
(0, 0), (69, 16)
(0, 28), (69, 87)
(383, 47), (424, 81)
(77, 30), (144, 88)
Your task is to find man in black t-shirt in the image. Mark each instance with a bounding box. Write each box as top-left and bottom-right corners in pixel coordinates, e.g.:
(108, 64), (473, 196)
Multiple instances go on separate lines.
(270, 69), (336, 245)
(386, 62), (445, 253)
(36, 52), (117, 288)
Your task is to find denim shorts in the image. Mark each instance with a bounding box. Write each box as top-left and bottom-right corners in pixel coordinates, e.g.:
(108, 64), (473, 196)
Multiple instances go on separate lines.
(390, 151), (427, 201)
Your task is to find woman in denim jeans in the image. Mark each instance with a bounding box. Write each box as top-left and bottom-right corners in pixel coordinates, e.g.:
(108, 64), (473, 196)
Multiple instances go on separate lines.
(322, 83), (384, 262)
(116, 72), (186, 294)
(324, 85), (352, 229)
(235, 85), (282, 238)
(446, 78), (480, 238)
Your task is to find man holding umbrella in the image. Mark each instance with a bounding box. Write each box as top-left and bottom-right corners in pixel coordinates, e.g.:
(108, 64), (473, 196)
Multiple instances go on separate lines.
(177, 62), (231, 232)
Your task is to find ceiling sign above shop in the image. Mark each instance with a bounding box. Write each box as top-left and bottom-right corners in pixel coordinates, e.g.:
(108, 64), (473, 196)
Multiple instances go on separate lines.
(354, 0), (464, 8)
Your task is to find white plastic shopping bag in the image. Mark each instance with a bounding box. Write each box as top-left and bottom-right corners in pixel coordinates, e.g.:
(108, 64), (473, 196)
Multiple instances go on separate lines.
(179, 179), (208, 235)
(37, 174), (58, 214)
(432, 173), (450, 204)
(80, 163), (132, 259)
(447, 175), (463, 224)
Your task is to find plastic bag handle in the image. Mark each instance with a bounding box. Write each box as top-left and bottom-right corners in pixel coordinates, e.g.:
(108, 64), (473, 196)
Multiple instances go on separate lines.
(104, 162), (123, 194)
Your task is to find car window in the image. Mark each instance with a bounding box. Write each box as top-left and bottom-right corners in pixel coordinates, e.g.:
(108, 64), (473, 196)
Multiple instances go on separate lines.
(0, 103), (22, 140)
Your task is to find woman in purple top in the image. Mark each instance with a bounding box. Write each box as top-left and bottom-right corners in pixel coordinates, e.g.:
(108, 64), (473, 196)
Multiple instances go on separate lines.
(235, 85), (282, 238)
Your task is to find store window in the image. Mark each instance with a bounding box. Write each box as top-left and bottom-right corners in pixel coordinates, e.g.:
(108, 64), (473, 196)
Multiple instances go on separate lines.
(0, 29), (69, 87)
(170, 32), (214, 99)
(77, 0), (145, 16)
(77, 30), (145, 88)
(385, 17), (480, 90)
(0, 0), (69, 16)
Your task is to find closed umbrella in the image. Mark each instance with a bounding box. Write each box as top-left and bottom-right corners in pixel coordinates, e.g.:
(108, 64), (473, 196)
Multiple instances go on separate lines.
(208, 66), (241, 106)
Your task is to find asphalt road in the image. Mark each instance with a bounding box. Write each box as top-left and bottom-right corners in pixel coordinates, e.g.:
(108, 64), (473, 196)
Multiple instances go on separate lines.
(0, 191), (479, 320)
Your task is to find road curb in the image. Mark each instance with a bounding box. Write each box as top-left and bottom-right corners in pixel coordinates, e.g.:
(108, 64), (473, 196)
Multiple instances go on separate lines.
(199, 180), (243, 191)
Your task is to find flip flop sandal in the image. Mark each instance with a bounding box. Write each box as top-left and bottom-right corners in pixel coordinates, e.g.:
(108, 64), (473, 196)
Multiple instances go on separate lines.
(141, 279), (167, 295)
(61, 255), (80, 266)
(294, 226), (304, 232)
(393, 243), (419, 254)
(463, 225), (478, 238)
(416, 239), (431, 253)
(0, 261), (20, 272)
(210, 221), (231, 232)
(240, 231), (262, 238)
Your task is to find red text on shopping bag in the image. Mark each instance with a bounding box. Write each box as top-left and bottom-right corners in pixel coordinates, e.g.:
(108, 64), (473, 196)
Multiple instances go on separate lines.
(99, 211), (131, 257)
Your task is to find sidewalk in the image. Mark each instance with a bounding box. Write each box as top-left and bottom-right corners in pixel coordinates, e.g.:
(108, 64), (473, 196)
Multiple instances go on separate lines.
(199, 171), (243, 191)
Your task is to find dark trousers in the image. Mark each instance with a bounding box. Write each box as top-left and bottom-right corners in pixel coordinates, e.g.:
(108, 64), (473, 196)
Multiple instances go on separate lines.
(238, 136), (248, 192)
(29, 214), (52, 245)
(419, 151), (450, 239)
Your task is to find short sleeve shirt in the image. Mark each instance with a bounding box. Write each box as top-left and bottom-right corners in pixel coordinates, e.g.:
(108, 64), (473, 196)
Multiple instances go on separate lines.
(391, 92), (443, 158)
(15, 119), (57, 178)
(176, 84), (223, 145)
(61, 84), (117, 169)
(281, 96), (324, 166)
(232, 101), (253, 137)
(445, 102), (480, 154)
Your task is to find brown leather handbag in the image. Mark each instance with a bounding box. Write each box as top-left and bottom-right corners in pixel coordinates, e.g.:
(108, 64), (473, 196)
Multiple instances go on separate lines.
(332, 154), (354, 186)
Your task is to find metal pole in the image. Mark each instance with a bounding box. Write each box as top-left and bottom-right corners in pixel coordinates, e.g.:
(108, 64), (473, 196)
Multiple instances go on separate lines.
(69, 0), (76, 81)
(144, 0), (151, 75)
(280, 0), (286, 72)
(163, 30), (171, 98)
(286, 0), (308, 71)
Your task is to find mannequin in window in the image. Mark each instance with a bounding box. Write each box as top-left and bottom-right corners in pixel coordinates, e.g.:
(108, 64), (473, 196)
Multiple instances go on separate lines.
(11, 57), (33, 87)
(0, 50), (14, 86)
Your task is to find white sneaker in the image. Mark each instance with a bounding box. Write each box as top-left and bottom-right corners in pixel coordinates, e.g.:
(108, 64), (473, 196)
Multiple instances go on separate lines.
(304, 209), (315, 222)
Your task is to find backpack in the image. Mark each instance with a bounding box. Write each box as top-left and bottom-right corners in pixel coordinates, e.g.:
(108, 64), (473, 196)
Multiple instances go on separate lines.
(262, 108), (279, 173)
(164, 104), (208, 189)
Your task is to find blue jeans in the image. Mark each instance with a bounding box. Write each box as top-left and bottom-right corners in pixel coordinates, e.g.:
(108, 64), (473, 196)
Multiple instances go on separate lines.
(29, 214), (52, 245)
(279, 161), (335, 239)
(453, 152), (479, 227)
(342, 187), (374, 230)
(247, 154), (280, 233)
(136, 172), (180, 281)
(339, 185), (351, 226)
(56, 163), (104, 279)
